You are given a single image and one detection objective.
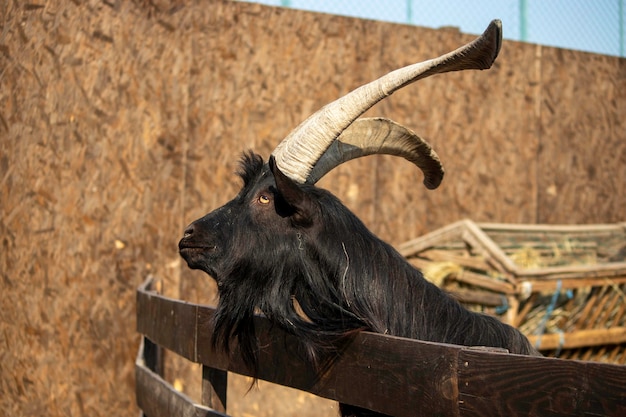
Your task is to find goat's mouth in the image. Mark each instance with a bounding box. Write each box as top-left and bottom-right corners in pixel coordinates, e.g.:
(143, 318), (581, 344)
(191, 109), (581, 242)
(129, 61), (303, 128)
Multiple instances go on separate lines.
(179, 245), (216, 254)
(178, 245), (217, 256)
(178, 241), (217, 269)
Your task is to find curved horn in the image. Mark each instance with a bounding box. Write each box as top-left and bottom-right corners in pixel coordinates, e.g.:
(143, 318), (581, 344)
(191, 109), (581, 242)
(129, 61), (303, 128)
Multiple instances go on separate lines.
(272, 19), (502, 184)
(306, 118), (444, 189)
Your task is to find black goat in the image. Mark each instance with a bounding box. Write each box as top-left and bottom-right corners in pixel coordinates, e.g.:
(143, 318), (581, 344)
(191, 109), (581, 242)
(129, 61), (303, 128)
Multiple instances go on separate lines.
(179, 20), (538, 417)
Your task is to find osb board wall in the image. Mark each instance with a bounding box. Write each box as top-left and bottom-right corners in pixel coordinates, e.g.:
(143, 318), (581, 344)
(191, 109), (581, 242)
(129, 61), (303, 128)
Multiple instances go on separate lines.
(1, 1), (625, 417)
(536, 48), (626, 223)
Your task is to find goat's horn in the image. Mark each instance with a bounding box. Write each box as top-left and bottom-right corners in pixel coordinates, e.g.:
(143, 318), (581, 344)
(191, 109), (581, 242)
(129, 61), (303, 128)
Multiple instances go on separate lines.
(305, 117), (444, 189)
(272, 19), (502, 184)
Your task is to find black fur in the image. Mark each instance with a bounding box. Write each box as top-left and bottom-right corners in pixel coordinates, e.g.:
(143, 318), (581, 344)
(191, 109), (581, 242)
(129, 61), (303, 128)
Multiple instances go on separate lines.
(179, 152), (538, 416)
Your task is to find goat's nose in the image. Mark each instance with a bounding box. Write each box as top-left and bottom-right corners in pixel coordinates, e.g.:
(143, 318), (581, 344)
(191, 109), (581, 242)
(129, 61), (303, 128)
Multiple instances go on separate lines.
(183, 224), (194, 238)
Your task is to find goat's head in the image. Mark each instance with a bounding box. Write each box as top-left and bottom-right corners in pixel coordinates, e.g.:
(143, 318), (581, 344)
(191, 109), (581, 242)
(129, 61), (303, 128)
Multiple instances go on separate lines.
(179, 20), (503, 367)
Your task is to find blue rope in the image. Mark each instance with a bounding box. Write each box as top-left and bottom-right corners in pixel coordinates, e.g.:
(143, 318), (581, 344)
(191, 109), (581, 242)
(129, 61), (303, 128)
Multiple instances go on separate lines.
(495, 295), (509, 315)
(534, 279), (562, 350)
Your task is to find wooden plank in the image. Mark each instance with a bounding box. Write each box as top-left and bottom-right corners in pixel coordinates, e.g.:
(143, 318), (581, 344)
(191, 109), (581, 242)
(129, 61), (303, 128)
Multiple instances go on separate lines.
(461, 230), (510, 277)
(304, 333), (461, 417)
(458, 349), (626, 417)
(135, 341), (228, 417)
(136, 279), (198, 362)
(518, 263), (626, 280)
(137, 278), (626, 417)
(418, 249), (491, 271)
(397, 220), (467, 257)
(521, 276), (626, 292)
(407, 257), (437, 271)
(449, 289), (506, 307)
(499, 241), (598, 251)
(198, 314), (462, 417)
(463, 221), (520, 276)
(479, 222), (626, 234)
(528, 327), (626, 351)
(454, 269), (516, 295)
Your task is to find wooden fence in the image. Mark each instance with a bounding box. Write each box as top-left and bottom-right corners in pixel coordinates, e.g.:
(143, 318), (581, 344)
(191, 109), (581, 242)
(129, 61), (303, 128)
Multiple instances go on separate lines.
(136, 278), (626, 417)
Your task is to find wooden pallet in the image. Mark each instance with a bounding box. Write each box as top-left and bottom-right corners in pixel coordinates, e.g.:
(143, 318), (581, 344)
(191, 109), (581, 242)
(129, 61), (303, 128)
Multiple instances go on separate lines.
(398, 220), (626, 362)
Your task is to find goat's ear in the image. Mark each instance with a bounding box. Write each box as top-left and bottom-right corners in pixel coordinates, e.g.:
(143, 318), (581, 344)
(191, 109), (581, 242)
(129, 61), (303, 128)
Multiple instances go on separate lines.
(269, 156), (315, 227)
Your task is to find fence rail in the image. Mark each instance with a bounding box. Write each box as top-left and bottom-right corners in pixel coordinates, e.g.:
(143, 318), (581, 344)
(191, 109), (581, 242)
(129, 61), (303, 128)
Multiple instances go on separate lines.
(135, 277), (626, 417)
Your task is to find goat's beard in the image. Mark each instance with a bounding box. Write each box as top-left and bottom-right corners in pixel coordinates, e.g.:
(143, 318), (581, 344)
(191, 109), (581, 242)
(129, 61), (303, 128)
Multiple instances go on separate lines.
(209, 259), (368, 374)
(211, 284), (259, 370)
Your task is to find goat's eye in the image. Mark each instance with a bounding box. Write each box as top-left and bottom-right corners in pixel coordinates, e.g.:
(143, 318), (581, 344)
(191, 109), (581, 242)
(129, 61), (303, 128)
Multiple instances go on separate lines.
(258, 194), (271, 205)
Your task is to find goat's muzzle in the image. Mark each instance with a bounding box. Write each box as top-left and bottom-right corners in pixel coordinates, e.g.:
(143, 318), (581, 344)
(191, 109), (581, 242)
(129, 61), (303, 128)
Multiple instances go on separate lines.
(178, 223), (218, 270)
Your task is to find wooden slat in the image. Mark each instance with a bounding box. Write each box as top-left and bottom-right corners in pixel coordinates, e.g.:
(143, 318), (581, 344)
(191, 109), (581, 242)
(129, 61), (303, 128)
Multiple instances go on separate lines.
(137, 278), (626, 417)
(196, 314), (462, 417)
(136, 279), (198, 362)
(418, 249), (491, 271)
(479, 222), (626, 234)
(522, 276), (626, 292)
(135, 340), (227, 417)
(449, 289), (506, 307)
(528, 327), (626, 350)
(397, 220), (467, 257)
(463, 220), (520, 277)
(457, 349), (626, 417)
(407, 257), (515, 295)
(454, 269), (516, 295)
(517, 262), (626, 280)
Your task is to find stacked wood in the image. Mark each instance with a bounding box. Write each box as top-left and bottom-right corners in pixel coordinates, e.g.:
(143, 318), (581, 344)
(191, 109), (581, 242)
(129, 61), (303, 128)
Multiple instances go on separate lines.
(398, 220), (626, 363)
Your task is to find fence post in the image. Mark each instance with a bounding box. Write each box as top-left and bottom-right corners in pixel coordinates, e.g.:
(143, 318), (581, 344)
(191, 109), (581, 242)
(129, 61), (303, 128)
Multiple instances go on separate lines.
(143, 337), (164, 375)
(140, 337), (164, 417)
(202, 365), (228, 413)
